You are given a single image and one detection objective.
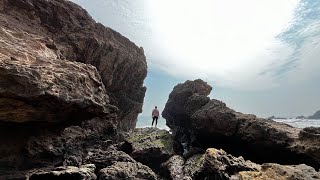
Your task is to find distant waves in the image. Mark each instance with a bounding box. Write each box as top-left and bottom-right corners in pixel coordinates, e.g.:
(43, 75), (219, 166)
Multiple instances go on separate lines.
(136, 116), (170, 130)
(273, 118), (320, 128)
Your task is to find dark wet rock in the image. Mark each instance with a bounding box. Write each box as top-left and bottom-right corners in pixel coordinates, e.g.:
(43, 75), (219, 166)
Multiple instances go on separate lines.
(98, 161), (157, 180)
(308, 110), (320, 119)
(239, 163), (320, 180)
(122, 128), (174, 171)
(27, 164), (97, 180)
(162, 79), (320, 168)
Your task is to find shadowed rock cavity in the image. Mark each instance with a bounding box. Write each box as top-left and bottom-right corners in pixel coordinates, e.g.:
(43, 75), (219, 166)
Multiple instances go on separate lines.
(162, 79), (320, 169)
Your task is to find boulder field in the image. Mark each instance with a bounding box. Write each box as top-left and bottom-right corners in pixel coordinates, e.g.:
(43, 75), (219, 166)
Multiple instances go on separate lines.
(1, 0), (320, 179)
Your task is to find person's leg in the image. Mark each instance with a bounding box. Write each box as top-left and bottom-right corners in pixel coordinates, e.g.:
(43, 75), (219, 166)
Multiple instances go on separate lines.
(152, 116), (155, 126)
(155, 116), (158, 127)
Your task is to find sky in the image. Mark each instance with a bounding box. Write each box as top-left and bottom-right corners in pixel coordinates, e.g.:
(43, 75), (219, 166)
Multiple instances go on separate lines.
(71, 0), (320, 118)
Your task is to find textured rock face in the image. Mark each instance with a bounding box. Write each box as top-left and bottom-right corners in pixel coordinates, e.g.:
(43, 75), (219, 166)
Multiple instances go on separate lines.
(27, 164), (97, 180)
(162, 79), (320, 168)
(1, 0), (147, 130)
(0, 116), (116, 177)
(99, 162), (157, 180)
(121, 128), (174, 171)
(0, 18), (113, 123)
(161, 148), (260, 180)
(239, 163), (320, 180)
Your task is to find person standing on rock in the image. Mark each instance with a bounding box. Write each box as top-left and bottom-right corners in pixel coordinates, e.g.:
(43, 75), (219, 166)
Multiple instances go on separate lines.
(152, 106), (160, 127)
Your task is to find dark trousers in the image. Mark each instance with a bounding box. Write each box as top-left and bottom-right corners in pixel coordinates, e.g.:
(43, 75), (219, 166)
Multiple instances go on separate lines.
(152, 116), (158, 126)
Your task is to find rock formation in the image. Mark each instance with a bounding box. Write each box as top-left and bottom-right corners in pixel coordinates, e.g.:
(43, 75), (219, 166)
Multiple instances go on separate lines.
(1, 0), (147, 130)
(121, 128), (174, 171)
(296, 115), (306, 119)
(161, 148), (259, 180)
(0, 0), (147, 178)
(27, 164), (97, 180)
(162, 79), (320, 169)
(239, 163), (320, 180)
(308, 110), (320, 119)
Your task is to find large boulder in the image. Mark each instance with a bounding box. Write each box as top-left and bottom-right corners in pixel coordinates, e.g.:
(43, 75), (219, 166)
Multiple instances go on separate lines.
(0, 21), (113, 123)
(98, 161), (157, 180)
(162, 79), (320, 168)
(27, 164), (97, 180)
(1, 0), (147, 130)
(0, 0), (148, 177)
(121, 128), (174, 171)
(239, 163), (320, 180)
(0, 116), (117, 179)
(161, 148), (260, 180)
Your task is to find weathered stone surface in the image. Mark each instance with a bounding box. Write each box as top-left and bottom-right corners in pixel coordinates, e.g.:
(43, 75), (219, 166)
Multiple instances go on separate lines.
(83, 146), (135, 170)
(0, 116), (117, 179)
(239, 163), (320, 180)
(201, 148), (260, 179)
(1, 0), (147, 130)
(161, 148), (259, 180)
(98, 161), (157, 180)
(27, 164), (97, 180)
(122, 128), (174, 171)
(162, 79), (320, 168)
(0, 0), (148, 177)
(0, 25), (113, 123)
(160, 155), (185, 180)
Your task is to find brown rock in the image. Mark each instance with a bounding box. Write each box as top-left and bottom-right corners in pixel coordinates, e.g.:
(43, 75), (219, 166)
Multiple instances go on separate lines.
(98, 161), (157, 180)
(27, 164), (97, 180)
(1, 0), (147, 130)
(162, 79), (320, 168)
(161, 148), (259, 180)
(239, 163), (320, 180)
(0, 26), (114, 123)
(122, 128), (174, 171)
(160, 155), (185, 180)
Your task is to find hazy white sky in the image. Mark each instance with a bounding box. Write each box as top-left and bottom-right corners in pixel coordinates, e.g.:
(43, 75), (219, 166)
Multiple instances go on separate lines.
(71, 0), (320, 117)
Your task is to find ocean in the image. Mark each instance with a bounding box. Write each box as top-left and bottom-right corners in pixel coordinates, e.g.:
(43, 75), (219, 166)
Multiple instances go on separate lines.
(136, 116), (320, 130)
(136, 116), (169, 130)
(272, 118), (320, 128)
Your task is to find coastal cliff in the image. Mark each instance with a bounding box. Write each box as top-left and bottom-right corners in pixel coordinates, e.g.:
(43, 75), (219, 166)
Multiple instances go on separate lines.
(0, 0), (147, 130)
(0, 0), (147, 178)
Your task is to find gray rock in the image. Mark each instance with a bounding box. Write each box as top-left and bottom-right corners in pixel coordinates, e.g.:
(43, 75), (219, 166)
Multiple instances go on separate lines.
(27, 164), (97, 180)
(98, 162), (157, 180)
(162, 79), (320, 169)
(161, 155), (185, 180)
(239, 163), (320, 180)
(83, 146), (135, 170)
(123, 128), (174, 171)
(308, 110), (320, 119)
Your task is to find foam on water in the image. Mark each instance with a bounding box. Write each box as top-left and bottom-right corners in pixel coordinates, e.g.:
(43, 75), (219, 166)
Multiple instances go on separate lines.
(136, 116), (170, 130)
(273, 118), (320, 128)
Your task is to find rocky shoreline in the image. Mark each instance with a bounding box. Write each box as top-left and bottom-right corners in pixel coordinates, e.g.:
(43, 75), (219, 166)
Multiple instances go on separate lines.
(0, 0), (320, 179)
